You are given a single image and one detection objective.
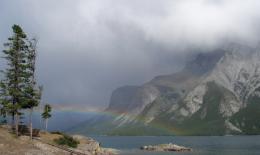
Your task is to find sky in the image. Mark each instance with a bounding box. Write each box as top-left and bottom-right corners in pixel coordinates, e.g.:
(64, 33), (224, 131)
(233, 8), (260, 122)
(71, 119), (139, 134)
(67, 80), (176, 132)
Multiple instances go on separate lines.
(1, 0), (260, 111)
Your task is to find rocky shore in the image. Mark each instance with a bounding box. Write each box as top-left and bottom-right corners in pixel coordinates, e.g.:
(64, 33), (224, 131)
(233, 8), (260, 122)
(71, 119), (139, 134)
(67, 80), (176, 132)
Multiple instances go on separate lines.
(71, 135), (119, 155)
(0, 125), (119, 155)
(1, 125), (194, 155)
(140, 143), (192, 152)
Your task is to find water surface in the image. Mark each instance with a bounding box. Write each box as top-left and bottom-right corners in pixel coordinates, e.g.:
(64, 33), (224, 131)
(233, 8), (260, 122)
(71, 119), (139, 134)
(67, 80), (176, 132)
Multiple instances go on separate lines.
(91, 135), (260, 155)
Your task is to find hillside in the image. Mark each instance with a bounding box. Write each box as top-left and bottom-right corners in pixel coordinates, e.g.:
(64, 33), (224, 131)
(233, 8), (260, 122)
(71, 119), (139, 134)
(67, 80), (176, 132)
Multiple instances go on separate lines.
(71, 43), (260, 136)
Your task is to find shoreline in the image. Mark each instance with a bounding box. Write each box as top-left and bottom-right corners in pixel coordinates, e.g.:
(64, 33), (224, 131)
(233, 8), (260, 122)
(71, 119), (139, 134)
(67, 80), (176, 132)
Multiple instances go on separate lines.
(0, 125), (120, 155)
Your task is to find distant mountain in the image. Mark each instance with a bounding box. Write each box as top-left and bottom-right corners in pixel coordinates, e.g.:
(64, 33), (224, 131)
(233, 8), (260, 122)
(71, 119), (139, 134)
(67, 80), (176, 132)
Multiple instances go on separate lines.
(71, 43), (260, 136)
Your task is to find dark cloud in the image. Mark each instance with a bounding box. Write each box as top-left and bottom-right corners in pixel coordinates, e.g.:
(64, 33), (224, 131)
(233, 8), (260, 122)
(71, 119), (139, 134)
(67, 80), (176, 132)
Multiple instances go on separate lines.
(1, 0), (260, 110)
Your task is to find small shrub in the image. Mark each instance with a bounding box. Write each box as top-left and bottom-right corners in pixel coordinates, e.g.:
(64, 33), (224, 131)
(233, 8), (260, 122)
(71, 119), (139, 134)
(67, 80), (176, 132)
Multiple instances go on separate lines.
(51, 131), (63, 135)
(54, 134), (80, 148)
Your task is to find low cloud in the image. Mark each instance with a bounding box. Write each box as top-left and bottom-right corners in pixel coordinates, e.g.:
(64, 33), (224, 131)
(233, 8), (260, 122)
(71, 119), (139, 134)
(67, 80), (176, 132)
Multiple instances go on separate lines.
(1, 0), (260, 110)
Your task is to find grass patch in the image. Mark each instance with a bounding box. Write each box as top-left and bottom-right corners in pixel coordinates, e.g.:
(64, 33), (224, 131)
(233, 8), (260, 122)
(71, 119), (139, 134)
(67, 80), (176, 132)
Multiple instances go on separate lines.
(54, 134), (79, 148)
(51, 131), (64, 135)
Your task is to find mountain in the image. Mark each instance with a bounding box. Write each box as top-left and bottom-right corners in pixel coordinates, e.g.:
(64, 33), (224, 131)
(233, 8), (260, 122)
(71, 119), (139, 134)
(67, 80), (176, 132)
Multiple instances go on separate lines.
(71, 43), (260, 136)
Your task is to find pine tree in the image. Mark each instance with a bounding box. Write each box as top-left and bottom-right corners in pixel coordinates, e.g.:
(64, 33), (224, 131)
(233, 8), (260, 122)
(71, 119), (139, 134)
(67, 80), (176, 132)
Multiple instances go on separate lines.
(0, 25), (42, 137)
(0, 81), (8, 123)
(42, 104), (51, 131)
(0, 25), (29, 136)
(22, 38), (42, 139)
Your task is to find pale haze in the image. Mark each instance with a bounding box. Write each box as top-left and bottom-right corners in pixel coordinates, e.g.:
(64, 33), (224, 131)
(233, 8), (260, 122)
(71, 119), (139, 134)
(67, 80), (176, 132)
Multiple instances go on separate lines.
(1, 0), (260, 111)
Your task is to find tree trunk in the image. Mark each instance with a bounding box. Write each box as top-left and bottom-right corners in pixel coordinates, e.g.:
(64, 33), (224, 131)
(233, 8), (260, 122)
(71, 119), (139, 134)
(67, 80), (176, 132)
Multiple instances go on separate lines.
(12, 112), (15, 127)
(45, 118), (48, 131)
(15, 112), (19, 137)
(29, 108), (33, 140)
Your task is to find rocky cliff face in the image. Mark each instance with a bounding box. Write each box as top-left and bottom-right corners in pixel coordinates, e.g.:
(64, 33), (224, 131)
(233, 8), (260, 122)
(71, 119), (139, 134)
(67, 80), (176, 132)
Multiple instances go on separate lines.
(73, 43), (260, 135)
(107, 49), (226, 117)
(106, 86), (139, 113)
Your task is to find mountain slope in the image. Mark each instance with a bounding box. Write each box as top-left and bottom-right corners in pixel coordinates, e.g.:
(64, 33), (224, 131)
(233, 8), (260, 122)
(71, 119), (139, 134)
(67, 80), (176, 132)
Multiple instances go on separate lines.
(71, 44), (260, 135)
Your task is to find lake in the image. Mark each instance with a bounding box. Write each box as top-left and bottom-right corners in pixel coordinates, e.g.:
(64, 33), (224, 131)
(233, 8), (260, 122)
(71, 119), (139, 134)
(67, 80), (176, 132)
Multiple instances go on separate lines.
(91, 135), (260, 155)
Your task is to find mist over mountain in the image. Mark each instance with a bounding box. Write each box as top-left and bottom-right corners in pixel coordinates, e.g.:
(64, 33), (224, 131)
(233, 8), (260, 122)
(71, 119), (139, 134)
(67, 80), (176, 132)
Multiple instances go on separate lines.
(1, 0), (260, 109)
(1, 0), (260, 136)
(71, 43), (260, 135)
(1, 3), (260, 155)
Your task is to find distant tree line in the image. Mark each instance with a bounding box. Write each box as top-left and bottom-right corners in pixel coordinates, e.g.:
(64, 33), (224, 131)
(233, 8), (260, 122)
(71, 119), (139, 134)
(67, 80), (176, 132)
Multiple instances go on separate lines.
(0, 24), (51, 139)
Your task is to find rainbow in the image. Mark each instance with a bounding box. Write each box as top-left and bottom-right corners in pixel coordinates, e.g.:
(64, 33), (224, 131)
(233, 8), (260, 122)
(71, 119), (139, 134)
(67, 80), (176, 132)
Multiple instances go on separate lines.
(81, 110), (182, 135)
(46, 104), (184, 135)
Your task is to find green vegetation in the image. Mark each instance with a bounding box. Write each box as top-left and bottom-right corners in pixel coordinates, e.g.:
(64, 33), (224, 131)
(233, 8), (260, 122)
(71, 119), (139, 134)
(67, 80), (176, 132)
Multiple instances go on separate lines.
(51, 131), (64, 135)
(42, 104), (52, 131)
(108, 122), (174, 136)
(230, 93), (260, 135)
(0, 25), (42, 138)
(177, 82), (227, 135)
(76, 81), (259, 136)
(54, 134), (80, 148)
(149, 82), (233, 135)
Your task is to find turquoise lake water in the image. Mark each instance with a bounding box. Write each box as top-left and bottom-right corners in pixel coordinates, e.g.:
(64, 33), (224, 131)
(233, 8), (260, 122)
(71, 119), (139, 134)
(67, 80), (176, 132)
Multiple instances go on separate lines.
(91, 135), (260, 155)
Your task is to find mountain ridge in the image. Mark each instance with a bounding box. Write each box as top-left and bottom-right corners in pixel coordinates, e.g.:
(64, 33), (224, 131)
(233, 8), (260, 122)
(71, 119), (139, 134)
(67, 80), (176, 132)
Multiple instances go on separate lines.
(70, 43), (260, 136)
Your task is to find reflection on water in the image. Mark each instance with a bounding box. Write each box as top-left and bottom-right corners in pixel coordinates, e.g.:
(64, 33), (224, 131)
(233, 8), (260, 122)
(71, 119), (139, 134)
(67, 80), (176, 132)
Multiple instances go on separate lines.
(90, 135), (260, 155)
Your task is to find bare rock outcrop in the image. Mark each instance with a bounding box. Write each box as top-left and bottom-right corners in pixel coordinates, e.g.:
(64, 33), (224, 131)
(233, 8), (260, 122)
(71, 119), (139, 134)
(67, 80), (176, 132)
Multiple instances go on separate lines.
(140, 143), (192, 152)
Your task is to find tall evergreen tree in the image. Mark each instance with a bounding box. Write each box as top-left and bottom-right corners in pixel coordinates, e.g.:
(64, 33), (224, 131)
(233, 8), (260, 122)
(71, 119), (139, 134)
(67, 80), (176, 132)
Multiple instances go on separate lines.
(0, 81), (8, 121)
(42, 104), (51, 131)
(22, 38), (42, 139)
(0, 25), (29, 136)
(0, 24), (42, 137)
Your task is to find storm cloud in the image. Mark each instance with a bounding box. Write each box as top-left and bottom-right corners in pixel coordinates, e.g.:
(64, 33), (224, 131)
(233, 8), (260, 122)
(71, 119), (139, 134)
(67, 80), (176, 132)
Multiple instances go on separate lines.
(1, 0), (260, 111)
